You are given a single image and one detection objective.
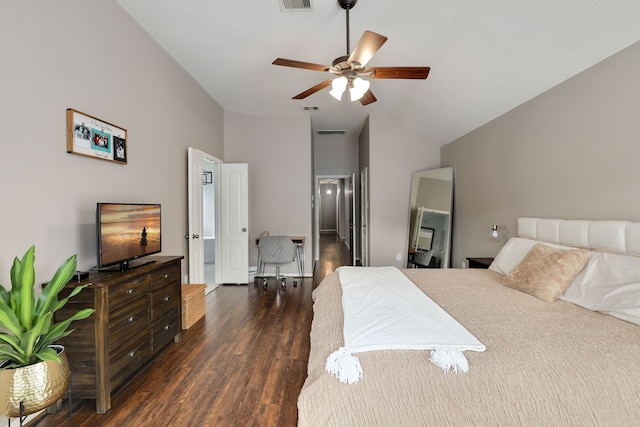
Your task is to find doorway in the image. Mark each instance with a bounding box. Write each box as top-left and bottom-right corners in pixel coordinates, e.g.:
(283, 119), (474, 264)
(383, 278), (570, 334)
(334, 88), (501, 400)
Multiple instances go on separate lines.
(314, 175), (356, 272)
(188, 148), (222, 294)
(188, 150), (250, 290)
(202, 161), (216, 292)
(360, 167), (369, 267)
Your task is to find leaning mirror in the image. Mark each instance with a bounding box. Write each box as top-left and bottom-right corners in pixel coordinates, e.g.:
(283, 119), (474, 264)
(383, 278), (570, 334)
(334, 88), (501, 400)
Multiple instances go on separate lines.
(407, 167), (454, 268)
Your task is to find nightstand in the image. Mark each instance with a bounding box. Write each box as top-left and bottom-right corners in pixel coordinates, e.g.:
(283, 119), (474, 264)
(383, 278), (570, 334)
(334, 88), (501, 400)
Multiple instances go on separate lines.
(466, 257), (494, 269)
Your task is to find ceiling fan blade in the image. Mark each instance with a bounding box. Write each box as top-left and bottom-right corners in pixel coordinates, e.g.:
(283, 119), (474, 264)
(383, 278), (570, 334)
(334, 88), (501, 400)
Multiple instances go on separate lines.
(292, 79), (333, 99)
(348, 31), (388, 67)
(272, 58), (329, 72)
(369, 67), (431, 79)
(359, 90), (377, 106)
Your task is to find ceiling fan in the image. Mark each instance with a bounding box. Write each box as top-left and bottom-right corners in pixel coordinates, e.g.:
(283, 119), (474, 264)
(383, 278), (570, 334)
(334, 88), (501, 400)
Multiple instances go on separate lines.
(272, 0), (430, 106)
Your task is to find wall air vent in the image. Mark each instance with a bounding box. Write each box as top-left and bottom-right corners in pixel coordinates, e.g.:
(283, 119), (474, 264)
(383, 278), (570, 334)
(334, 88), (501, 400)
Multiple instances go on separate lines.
(317, 130), (346, 135)
(279, 0), (312, 12)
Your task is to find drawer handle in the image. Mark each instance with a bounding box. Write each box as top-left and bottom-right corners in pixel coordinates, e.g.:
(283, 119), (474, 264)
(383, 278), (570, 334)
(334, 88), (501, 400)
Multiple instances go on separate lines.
(127, 288), (134, 295)
(129, 350), (136, 358)
(125, 316), (137, 324)
(164, 325), (170, 331)
(163, 296), (171, 302)
(164, 273), (170, 279)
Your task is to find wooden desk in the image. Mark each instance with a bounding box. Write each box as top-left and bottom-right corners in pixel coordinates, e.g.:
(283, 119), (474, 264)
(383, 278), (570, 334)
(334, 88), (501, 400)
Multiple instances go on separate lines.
(255, 236), (304, 246)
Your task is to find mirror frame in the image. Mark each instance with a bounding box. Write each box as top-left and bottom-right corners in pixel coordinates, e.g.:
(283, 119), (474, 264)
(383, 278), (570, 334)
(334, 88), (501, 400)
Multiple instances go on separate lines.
(407, 167), (454, 268)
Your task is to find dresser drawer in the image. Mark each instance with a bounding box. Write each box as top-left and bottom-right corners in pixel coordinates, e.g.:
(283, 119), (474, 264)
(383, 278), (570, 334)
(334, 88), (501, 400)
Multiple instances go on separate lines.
(151, 283), (180, 322)
(110, 327), (151, 390)
(109, 296), (150, 351)
(109, 275), (150, 311)
(151, 308), (180, 351)
(150, 263), (180, 291)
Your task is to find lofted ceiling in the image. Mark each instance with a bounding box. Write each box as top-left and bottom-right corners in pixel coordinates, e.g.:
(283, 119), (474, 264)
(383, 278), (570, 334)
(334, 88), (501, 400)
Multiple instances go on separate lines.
(116, 0), (640, 145)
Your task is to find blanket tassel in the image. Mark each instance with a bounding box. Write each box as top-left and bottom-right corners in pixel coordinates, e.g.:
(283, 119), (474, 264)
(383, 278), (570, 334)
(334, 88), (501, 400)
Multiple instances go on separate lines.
(325, 347), (363, 384)
(430, 348), (469, 373)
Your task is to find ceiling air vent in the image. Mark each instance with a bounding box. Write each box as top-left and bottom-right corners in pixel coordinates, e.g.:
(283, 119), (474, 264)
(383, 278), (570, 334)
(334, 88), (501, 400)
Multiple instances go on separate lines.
(279, 0), (312, 12)
(317, 130), (346, 135)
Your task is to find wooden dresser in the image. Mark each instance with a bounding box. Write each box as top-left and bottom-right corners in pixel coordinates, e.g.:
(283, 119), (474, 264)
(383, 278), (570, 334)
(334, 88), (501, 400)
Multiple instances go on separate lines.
(54, 256), (183, 413)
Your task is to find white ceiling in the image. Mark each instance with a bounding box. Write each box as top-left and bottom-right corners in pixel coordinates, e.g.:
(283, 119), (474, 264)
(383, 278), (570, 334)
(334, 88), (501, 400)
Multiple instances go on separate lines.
(117, 0), (640, 145)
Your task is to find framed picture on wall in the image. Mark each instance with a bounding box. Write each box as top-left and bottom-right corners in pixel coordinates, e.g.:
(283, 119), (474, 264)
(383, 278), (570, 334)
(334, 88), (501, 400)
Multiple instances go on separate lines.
(67, 108), (127, 164)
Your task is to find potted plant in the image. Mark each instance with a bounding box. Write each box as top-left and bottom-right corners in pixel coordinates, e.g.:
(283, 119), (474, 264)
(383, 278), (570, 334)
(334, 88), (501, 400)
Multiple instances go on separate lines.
(0, 245), (95, 417)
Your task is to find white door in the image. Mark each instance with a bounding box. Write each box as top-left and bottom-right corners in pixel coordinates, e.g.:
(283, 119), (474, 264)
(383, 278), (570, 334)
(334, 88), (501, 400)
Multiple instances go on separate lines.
(220, 163), (249, 284)
(360, 167), (369, 266)
(187, 148), (222, 286)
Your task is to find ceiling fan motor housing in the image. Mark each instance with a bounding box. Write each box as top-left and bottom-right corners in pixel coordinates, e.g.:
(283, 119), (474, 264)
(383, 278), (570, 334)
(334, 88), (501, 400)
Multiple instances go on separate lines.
(338, 0), (357, 10)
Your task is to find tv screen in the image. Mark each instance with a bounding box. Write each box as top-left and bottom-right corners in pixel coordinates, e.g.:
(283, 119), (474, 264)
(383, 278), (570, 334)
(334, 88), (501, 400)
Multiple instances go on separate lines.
(97, 203), (161, 271)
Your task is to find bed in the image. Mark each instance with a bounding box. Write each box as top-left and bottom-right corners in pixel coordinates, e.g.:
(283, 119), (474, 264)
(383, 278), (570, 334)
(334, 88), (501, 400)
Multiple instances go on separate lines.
(297, 218), (640, 426)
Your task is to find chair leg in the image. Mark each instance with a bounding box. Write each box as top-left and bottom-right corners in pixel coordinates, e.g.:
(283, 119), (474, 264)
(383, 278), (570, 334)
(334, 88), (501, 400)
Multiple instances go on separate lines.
(276, 264), (286, 290)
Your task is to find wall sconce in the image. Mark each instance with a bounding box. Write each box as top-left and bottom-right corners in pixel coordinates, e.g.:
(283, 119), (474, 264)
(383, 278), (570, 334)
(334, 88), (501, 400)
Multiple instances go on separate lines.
(489, 224), (508, 241)
(202, 171), (212, 185)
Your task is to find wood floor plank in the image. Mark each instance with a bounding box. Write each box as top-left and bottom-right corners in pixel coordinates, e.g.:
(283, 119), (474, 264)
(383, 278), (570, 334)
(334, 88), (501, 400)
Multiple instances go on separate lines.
(33, 233), (351, 426)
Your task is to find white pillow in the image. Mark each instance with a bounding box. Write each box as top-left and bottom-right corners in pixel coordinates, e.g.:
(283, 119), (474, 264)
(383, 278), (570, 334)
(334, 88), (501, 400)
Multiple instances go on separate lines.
(561, 252), (640, 326)
(488, 237), (574, 276)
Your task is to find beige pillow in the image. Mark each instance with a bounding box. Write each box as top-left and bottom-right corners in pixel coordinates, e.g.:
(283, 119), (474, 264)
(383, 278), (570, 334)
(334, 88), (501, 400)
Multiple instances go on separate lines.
(503, 244), (590, 302)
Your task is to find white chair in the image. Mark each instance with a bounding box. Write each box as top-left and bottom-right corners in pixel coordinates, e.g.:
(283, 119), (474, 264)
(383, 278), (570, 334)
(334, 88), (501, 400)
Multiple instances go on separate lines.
(258, 235), (298, 290)
(413, 250), (434, 268)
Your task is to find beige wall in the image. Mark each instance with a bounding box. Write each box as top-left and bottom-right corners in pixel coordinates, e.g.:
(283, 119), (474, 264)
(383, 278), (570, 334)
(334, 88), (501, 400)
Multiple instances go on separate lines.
(223, 111), (313, 275)
(314, 134), (359, 176)
(0, 1), (224, 287)
(442, 41), (640, 268)
(367, 114), (441, 267)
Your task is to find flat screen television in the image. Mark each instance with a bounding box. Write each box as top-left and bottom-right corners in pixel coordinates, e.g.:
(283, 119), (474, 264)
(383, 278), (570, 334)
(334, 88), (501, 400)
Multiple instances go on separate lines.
(96, 203), (161, 271)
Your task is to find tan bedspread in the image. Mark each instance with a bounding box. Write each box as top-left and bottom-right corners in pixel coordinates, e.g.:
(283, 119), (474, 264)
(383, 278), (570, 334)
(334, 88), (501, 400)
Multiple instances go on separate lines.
(297, 269), (640, 426)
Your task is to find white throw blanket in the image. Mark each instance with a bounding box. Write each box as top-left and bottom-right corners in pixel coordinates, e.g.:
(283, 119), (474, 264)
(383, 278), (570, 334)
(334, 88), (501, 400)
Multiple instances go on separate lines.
(325, 266), (486, 384)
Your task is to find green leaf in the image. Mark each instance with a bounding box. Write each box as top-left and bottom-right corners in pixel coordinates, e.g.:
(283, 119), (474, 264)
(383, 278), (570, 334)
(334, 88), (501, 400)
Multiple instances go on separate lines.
(0, 286), (9, 306)
(50, 284), (89, 313)
(0, 303), (23, 337)
(10, 257), (20, 292)
(22, 312), (52, 361)
(0, 333), (24, 354)
(34, 346), (60, 363)
(15, 246), (36, 330)
(37, 308), (94, 352)
(36, 254), (76, 317)
(9, 257), (21, 312)
(0, 342), (29, 367)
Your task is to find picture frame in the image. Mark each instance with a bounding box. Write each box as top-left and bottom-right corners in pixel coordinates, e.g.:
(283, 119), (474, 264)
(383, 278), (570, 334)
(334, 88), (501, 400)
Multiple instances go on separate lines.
(67, 109), (127, 164)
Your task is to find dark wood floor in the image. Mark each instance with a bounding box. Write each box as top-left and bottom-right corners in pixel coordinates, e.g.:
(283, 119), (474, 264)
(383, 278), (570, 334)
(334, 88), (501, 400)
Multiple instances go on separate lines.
(35, 233), (351, 426)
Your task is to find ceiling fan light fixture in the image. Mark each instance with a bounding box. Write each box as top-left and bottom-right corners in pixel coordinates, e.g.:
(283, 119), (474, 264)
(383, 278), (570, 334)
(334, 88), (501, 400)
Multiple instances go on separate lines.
(349, 77), (369, 101)
(329, 76), (348, 100)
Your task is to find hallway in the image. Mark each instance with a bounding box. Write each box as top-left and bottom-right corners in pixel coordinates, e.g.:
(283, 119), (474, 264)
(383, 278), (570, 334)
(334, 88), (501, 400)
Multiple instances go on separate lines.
(314, 232), (352, 287)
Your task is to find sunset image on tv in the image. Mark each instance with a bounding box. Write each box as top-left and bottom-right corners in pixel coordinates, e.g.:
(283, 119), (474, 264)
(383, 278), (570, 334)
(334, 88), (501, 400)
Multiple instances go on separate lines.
(99, 204), (161, 265)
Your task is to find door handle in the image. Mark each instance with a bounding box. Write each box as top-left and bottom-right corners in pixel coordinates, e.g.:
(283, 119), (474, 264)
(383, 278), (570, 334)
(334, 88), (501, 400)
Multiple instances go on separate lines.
(242, 228), (247, 232)
(193, 234), (199, 239)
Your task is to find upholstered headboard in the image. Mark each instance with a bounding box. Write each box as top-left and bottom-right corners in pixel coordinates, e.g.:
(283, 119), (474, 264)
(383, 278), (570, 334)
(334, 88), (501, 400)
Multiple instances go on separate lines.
(517, 217), (640, 254)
